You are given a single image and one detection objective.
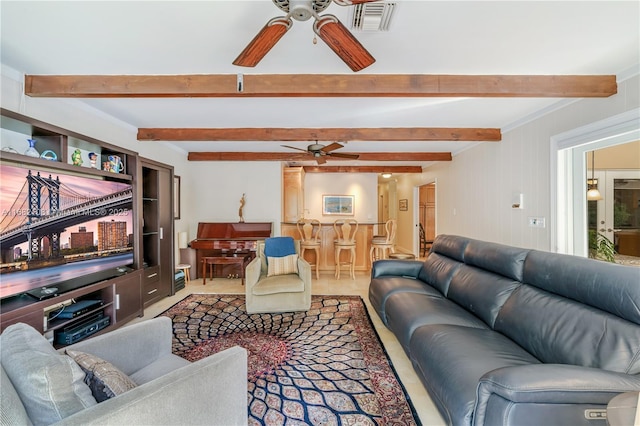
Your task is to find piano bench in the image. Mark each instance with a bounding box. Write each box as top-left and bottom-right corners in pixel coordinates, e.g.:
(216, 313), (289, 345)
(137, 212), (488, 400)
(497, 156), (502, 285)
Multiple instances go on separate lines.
(202, 256), (251, 285)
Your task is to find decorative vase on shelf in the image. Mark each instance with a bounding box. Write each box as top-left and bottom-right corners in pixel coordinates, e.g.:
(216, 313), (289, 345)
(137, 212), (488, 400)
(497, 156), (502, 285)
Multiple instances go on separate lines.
(24, 139), (39, 158)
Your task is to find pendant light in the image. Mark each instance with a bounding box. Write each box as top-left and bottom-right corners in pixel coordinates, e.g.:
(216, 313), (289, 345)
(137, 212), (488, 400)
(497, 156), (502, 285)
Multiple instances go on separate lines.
(587, 151), (603, 201)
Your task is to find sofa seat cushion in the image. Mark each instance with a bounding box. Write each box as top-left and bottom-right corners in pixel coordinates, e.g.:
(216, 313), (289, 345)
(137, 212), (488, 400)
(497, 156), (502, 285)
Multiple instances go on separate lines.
(129, 354), (191, 385)
(409, 324), (541, 426)
(0, 323), (97, 425)
(385, 292), (488, 353)
(251, 274), (305, 296)
(368, 276), (443, 326)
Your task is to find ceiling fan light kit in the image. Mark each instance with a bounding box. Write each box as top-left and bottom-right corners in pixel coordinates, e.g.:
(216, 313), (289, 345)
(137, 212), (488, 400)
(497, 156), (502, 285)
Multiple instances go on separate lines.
(234, 0), (379, 71)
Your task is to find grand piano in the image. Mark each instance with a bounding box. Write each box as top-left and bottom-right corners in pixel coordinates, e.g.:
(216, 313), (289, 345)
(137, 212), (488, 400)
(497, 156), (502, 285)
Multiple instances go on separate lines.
(187, 222), (272, 280)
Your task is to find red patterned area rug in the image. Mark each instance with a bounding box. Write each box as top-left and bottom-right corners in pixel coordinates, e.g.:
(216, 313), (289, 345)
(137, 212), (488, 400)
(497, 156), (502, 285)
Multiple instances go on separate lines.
(160, 294), (421, 426)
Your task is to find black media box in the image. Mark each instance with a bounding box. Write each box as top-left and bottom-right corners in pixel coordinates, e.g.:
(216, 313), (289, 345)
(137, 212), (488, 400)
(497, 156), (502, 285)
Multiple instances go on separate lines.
(56, 300), (103, 319)
(55, 312), (110, 345)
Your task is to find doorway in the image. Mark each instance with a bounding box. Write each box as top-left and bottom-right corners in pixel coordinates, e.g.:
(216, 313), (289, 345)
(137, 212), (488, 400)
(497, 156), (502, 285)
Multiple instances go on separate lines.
(552, 108), (640, 258)
(418, 183), (436, 258)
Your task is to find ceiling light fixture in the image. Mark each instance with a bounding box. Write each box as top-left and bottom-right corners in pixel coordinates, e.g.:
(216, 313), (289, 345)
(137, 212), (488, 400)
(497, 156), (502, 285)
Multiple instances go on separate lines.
(381, 172), (392, 178)
(587, 150), (603, 201)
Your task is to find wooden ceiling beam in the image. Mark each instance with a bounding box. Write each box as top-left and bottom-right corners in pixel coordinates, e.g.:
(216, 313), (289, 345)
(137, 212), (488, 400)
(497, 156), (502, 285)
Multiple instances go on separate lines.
(187, 152), (452, 162)
(24, 74), (617, 98)
(302, 166), (423, 173)
(138, 127), (500, 142)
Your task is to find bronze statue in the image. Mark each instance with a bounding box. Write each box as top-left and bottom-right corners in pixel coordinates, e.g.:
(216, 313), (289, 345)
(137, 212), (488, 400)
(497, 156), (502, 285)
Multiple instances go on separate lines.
(239, 193), (246, 223)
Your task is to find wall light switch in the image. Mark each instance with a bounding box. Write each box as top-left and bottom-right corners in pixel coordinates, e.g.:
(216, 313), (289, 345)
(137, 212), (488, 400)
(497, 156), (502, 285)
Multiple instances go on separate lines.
(528, 217), (546, 228)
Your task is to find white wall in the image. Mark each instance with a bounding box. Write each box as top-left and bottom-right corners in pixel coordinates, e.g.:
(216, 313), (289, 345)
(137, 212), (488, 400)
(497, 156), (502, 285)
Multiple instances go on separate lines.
(304, 173), (378, 224)
(396, 73), (640, 252)
(182, 161), (282, 239)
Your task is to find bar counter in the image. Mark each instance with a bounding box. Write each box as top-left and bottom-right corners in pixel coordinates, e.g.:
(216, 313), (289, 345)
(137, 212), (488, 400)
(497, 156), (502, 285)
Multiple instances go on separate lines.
(281, 222), (384, 274)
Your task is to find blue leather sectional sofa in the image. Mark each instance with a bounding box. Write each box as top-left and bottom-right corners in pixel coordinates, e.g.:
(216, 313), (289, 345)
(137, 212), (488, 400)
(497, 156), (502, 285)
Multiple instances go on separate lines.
(369, 234), (640, 426)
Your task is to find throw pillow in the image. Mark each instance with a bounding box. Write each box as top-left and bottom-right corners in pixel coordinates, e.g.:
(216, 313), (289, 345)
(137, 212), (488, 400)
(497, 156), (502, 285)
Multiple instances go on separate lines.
(0, 323), (97, 425)
(267, 254), (299, 276)
(264, 237), (296, 259)
(66, 350), (137, 402)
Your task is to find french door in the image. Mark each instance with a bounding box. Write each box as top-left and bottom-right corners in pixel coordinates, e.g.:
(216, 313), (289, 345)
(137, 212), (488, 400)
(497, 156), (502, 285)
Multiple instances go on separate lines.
(591, 170), (640, 259)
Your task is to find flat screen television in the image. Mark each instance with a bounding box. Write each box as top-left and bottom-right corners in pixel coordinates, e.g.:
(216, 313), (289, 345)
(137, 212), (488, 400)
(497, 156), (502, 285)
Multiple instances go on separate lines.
(0, 162), (134, 300)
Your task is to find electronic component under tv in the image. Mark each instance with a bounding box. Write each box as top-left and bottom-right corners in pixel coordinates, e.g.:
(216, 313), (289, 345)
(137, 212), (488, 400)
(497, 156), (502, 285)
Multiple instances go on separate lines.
(54, 312), (110, 345)
(0, 162), (134, 300)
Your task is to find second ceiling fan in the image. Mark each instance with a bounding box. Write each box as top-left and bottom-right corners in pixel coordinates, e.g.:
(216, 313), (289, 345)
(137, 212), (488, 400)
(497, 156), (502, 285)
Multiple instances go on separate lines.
(233, 0), (381, 72)
(282, 142), (360, 164)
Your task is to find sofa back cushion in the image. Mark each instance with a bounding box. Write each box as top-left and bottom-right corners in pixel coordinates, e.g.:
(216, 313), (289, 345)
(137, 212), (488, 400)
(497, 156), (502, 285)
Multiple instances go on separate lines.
(418, 235), (470, 293)
(0, 323), (97, 424)
(447, 265), (521, 328)
(495, 285), (640, 374)
(463, 239), (529, 282)
(258, 240), (300, 275)
(428, 234), (470, 261)
(497, 250), (640, 374)
(417, 252), (463, 296)
(523, 250), (640, 325)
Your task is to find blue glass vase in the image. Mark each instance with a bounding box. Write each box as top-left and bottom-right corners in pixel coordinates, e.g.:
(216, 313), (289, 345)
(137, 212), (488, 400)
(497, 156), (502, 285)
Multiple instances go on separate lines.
(24, 139), (39, 158)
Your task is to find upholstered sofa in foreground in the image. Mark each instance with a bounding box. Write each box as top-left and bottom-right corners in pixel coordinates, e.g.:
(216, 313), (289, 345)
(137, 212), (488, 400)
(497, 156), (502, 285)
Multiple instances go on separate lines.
(1, 317), (248, 425)
(369, 234), (640, 426)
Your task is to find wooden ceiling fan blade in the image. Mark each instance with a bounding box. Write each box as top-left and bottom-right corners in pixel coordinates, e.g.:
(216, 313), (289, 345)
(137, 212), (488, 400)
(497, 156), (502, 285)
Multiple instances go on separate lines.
(282, 144), (309, 153)
(233, 17), (292, 67)
(321, 142), (344, 153)
(328, 152), (360, 160)
(314, 15), (375, 72)
(333, 0), (383, 5)
(316, 156), (327, 165)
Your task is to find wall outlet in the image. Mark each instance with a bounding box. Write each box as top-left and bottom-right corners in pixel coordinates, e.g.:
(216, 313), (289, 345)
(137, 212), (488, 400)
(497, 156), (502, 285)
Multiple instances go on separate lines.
(528, 217), (546, 228)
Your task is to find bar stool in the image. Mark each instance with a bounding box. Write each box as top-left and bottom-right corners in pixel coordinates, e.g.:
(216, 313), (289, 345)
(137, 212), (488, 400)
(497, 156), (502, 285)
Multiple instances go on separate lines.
(296, 219), (322, 280)
(334, 219), (358, 280)
(370, 219), (397, 266)
(175, 263), (191, 283)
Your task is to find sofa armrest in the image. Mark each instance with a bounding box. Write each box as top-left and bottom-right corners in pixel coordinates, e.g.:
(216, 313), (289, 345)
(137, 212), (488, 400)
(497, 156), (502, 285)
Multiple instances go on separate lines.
(56, 346), (248, 426)
(371, 259), (423, 279)
(61, 317), (173, 375)
(474, 364), (640, 425)
(297, 257), (312, 285)
(245, 256), (262, 289)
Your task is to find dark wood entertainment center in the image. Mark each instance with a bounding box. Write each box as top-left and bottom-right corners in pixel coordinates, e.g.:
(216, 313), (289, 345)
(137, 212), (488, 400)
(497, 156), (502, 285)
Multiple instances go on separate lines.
(0, 109), (175, 344)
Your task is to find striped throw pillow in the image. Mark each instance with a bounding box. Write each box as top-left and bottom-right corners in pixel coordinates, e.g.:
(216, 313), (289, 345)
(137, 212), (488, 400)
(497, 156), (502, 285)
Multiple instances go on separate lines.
(267, 254), (299, 277)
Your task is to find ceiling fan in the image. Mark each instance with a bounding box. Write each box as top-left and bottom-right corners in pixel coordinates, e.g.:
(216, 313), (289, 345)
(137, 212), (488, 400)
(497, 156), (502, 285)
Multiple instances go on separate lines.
(233, 0), (381, 72)
(282, 142), (360, 164)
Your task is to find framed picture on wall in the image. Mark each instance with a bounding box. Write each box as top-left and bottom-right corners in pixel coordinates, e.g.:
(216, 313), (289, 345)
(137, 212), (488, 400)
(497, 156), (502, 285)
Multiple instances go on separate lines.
(399, 199), (408, 211)
(322, 195), (355, 215)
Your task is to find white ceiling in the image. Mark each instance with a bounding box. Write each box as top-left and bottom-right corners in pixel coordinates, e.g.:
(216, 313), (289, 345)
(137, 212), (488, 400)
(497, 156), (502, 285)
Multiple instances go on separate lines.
(1, 1), (639, 168)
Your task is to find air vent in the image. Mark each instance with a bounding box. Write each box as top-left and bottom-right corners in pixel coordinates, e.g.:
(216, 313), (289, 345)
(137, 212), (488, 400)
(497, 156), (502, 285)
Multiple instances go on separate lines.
(350, 2), (396, 31)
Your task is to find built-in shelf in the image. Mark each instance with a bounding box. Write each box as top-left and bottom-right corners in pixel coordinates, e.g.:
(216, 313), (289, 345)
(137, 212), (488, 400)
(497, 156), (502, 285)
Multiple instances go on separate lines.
(47, 302), (114, 332)
(0, 150), (133, 181)
(0, 109), (143, 343)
